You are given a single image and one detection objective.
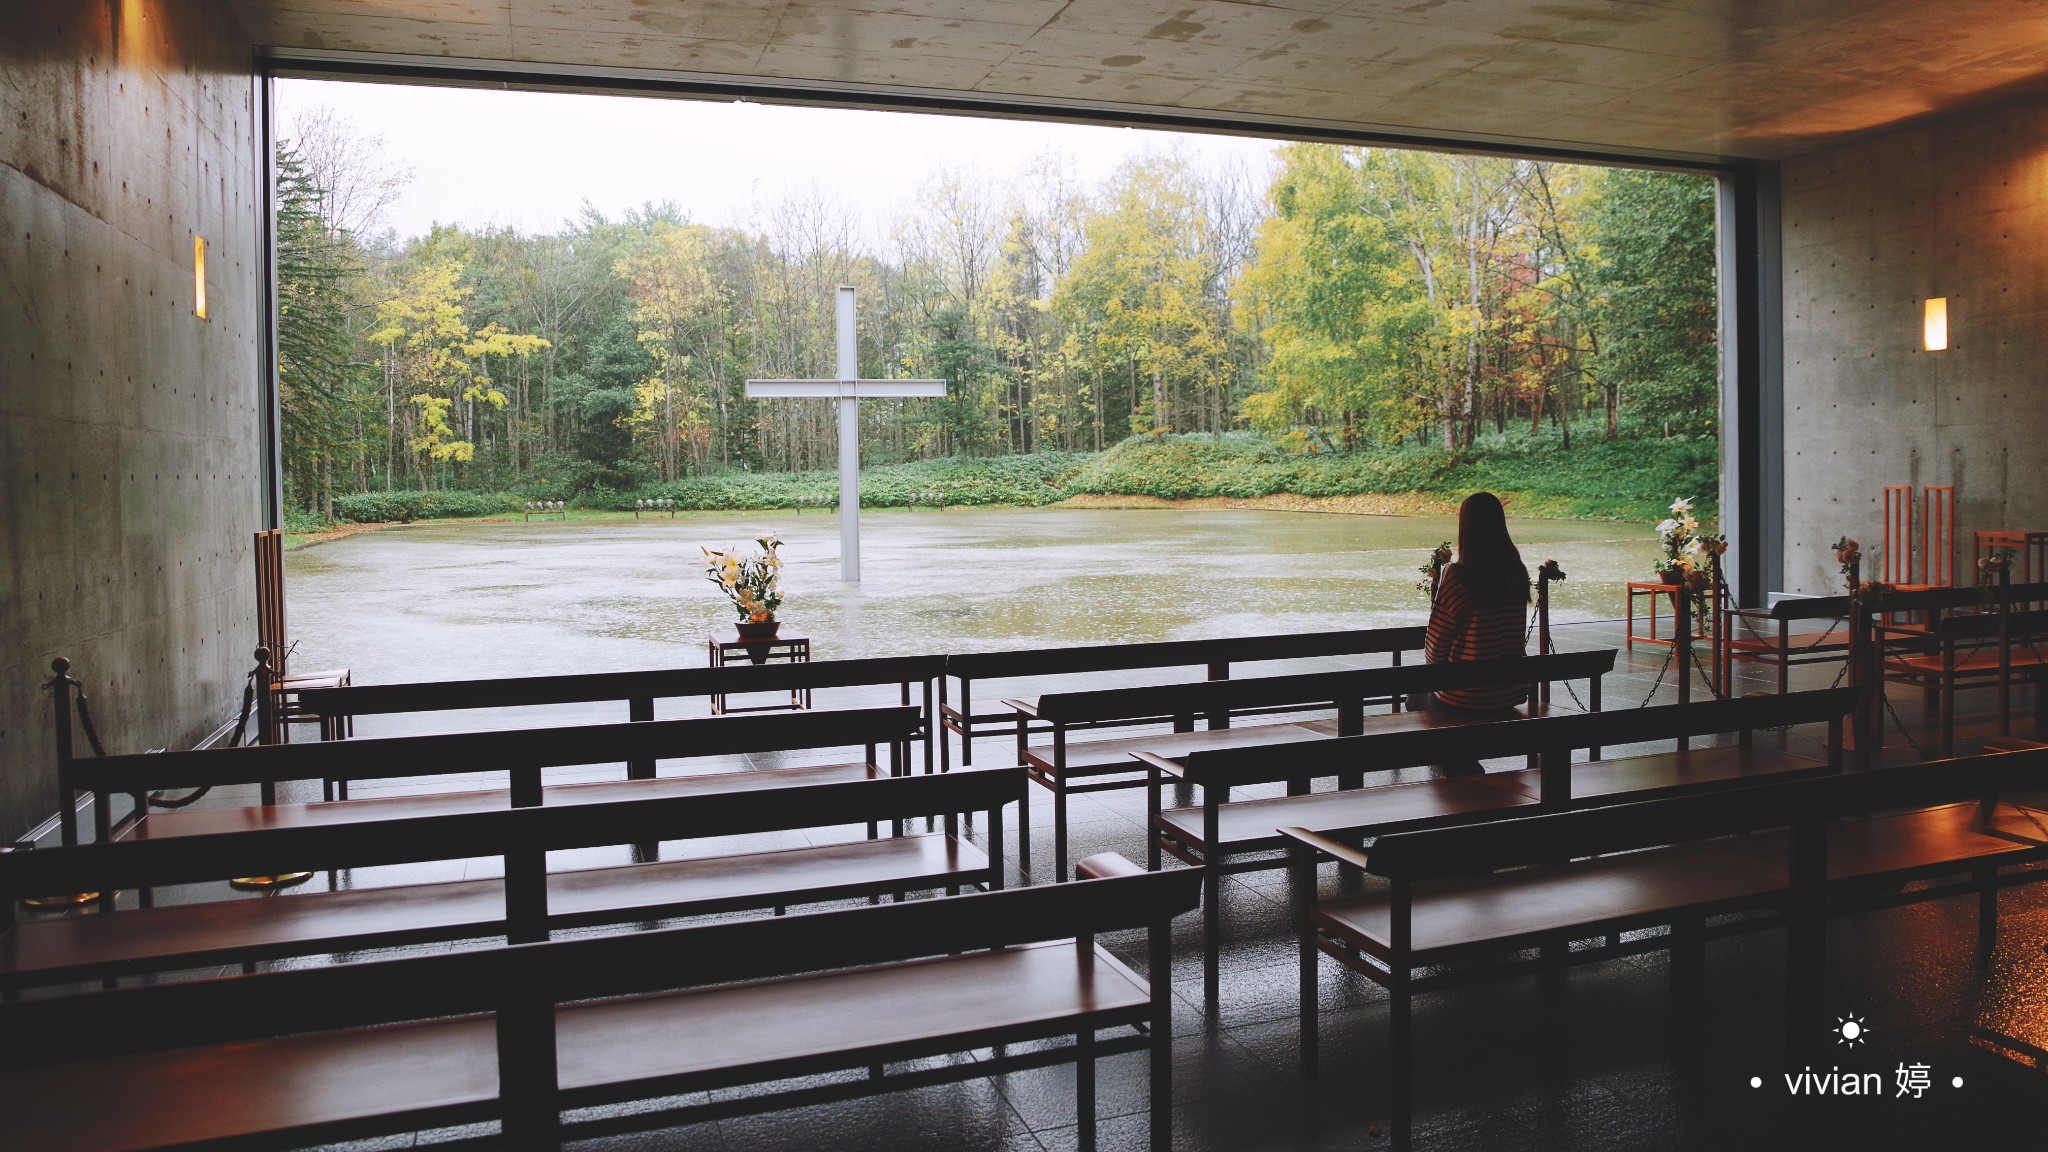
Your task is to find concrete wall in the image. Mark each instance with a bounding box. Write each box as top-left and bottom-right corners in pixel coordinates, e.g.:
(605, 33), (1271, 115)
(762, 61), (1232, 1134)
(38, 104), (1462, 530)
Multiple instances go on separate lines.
(1780, 96), (2048, 595)
(0, 1), (262, 839)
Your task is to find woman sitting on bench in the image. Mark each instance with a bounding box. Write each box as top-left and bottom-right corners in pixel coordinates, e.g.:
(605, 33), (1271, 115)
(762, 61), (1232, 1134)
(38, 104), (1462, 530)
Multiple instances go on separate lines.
(1416, 492), (1531, 774)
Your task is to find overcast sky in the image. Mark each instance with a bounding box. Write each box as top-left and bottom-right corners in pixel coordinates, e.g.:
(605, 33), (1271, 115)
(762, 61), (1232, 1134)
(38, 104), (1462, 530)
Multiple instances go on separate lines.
(277, 78), (1282, 245)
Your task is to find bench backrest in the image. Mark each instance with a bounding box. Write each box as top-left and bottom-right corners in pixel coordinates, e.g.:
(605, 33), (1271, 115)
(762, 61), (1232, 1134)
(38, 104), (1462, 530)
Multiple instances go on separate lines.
(65, 705), (925, 798)
(1175, 686), (1856, 789)
(0, 765), (1024, 908)
(1766, 594), (1853, 621)
(1032, 649), (1617, 726)
(1861, 581), (2048, 617)
(1365, 744), (2048, 882)
(296, 654), (947, 719)
(1928, 607), (2048, 642)
(944, 626), (1427, 681)
(0, 861), (1201, 1074)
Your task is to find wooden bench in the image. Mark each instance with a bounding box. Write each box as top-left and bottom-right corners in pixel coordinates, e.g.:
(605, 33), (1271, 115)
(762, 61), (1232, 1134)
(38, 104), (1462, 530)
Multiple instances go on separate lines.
(1, 764), (1020, 993)
(1018, 649), (1617, 880)
(0, 852), (1199, 1152)
(939, 626), (1428, 769)
(1144, 687), (1849, 1004)
(297, 653), (947, 788)
(1287, 744), (2048, 1143)
(1881, 607), (2048, 755)
(65, 705), (924, 894)
(1720, 592), (1852, 692)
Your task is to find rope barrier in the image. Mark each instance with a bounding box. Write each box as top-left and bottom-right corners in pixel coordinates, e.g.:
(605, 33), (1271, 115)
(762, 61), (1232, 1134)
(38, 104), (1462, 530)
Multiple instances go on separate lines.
(145, 664), (262, 809)
(42, 654), (268, 813)
(40, 667), (109, 758)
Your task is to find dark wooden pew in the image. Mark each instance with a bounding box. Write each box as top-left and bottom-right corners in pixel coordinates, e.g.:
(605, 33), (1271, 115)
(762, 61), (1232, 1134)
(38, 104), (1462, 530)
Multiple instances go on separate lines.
(1289, 745), (2048, 1144)
(1017, 649), (1617, 880)
(64, 705), (924, 893)
(1881, 607), (2048, 754)
(296, 653), (948, 786)
(940, 626), (1428, 769)
(1720, 592), (1852, 692)
(1144, 686), (1850, 1004)
(1, 764), (1020, 993)
(0, 854), (1199, 1152)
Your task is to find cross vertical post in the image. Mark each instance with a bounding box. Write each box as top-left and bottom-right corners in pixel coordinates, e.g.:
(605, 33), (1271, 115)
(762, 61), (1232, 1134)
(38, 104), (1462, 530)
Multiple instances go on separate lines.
(746, 286), (947, 582)
(836, 286), (861, 581)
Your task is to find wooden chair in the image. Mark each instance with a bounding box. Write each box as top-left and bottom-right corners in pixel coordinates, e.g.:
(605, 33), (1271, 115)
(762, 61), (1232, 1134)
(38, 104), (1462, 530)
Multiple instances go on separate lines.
(254, 528), (351, 744)
(1883, 484), (1915, 587)
(1922, 485), (1956, 589)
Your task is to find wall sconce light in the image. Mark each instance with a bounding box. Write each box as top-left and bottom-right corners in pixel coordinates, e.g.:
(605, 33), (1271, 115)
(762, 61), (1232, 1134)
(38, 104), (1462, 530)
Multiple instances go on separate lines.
(193, 235), (208, 320)
(1922, 296), (1946, 351)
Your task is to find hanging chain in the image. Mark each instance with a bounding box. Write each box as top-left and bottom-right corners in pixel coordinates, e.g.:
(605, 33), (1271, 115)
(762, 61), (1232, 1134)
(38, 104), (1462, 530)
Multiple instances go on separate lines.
(1878, 686), (1930, 759)
(1630, 642), (1679, 709)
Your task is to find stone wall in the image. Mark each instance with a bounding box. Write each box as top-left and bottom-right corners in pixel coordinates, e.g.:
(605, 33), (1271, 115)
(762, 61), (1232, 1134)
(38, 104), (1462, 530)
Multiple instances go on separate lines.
(0, 1), (261, 839)
(1780, 97), (2048, 595)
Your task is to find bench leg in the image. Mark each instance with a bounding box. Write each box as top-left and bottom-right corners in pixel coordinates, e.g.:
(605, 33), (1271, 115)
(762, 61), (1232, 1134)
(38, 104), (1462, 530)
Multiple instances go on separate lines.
(1054, 782), (1070, 883)
(1978, 865), (1999, 952)
(1293, 847), (1320, 1075)
(1077, 1026), (1097, 1151)
(1389, 978), (1412, 1147)
(1670, 915), (1705, 1056)
(1017, 786), (1033, 879)
(1204, 862), (1222, 1015)
(1149, 923), (1174, 1152)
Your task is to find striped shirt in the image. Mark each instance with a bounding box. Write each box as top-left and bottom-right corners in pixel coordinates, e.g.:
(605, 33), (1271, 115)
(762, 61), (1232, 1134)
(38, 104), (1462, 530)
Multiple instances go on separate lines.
(1425, 565), (1529, 709)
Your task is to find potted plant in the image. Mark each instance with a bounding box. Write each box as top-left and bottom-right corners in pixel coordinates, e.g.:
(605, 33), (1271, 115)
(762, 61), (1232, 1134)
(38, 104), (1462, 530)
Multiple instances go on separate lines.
(702, 535), (785, 648)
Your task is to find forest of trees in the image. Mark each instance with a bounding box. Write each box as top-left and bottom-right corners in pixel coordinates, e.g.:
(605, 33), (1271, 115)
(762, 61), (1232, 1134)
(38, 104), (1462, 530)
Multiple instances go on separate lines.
(276, 110), (1717, 519)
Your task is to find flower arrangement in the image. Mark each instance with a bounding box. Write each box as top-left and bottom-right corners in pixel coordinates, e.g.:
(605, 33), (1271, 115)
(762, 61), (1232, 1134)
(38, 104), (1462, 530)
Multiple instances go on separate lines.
(1654, 498), (1726, 621)
(1831, 536), (1862, 589)
(1976, 546), (2017, 609)
(1416, 541), (1454, 599)
(701, 535), (784, 623)
(1654, 498), (1726, 580)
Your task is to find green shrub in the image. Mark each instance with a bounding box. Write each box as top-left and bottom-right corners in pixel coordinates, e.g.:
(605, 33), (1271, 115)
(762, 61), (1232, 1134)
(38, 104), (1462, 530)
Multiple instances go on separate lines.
(1060, 430), (1717, 521)
(323, 433), (1714, 524)
(331, 490), (518, 523)
(282, 508), (329, 533)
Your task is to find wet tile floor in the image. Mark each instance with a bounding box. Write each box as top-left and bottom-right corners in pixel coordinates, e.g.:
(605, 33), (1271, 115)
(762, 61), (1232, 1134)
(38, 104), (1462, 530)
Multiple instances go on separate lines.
(19, 620), (2048, 1151)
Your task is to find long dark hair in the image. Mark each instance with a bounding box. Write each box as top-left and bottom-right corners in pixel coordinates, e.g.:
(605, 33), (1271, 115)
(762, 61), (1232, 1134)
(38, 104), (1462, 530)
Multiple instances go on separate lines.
(1450, 492), (1529, 607)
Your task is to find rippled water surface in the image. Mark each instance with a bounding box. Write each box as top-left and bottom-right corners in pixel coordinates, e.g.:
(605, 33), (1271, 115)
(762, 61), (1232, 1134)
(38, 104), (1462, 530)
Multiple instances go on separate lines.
(287, 508), (1659, 682)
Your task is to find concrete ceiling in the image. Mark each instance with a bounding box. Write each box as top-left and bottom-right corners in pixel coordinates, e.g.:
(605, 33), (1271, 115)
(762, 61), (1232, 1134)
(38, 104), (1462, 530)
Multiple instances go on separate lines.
(228, 1), (2048, 163)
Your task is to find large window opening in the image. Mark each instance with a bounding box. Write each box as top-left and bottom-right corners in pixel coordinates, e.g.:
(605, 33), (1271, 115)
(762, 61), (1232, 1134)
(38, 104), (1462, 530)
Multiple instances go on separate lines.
(275, 79), (1720, 521)
(269, 77), (1730, 655)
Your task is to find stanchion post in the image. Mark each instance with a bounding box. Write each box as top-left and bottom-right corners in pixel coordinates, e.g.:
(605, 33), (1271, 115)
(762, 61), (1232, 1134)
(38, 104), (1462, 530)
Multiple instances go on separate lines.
(1674, 581), (1692, 711)
(1535, 560), (1564, 705)
(1845, 558), (1879, 761)
(1997, 562), (2014, 736)
(232, 646), (313, 891)
(48, 658), (78, 848)
(22, 658), (102, 910)
(254, 648), (279, 808)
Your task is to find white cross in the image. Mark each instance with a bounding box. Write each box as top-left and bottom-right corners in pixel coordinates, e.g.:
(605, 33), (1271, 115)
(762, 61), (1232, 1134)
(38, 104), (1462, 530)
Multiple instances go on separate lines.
(746, 286), (946, 581)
